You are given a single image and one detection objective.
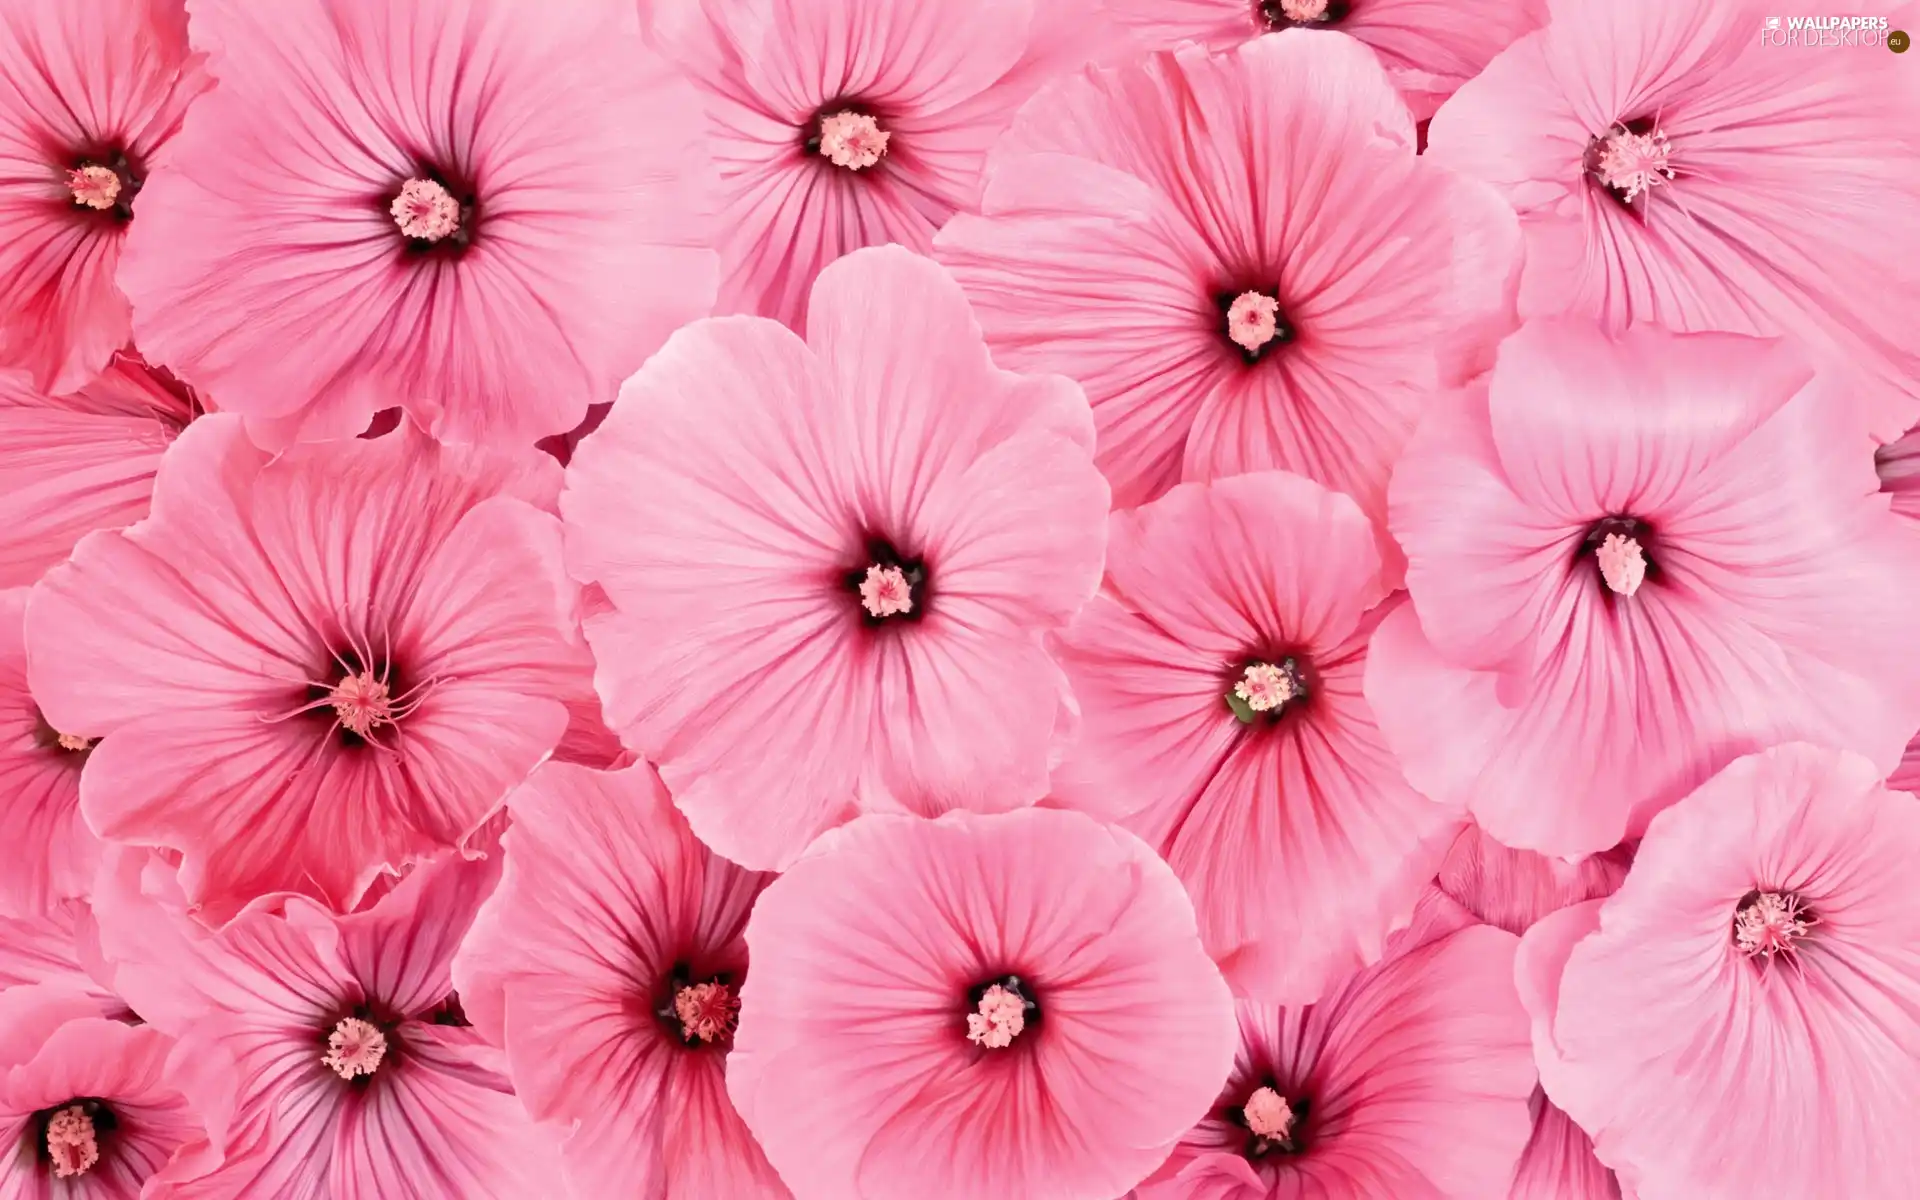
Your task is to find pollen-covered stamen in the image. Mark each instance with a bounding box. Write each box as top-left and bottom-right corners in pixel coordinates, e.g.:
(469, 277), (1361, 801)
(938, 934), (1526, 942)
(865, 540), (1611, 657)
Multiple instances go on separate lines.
(1734, 890), (1814, 959)
(1255, 0), (1348, 27)
(1234, 662), (1299, 712)
(967, 985), (1027, 1049)
(329, 672), (395, 738)
(1594, 125), (1675, 203)
(67, 165), (121, 211)
(1243, 1087), (1295, 1142)
(815, 110), (891, 170)
(1218, 288), (1294, 362)
(859, 564), (914, 618)
(1595, 533), (1647, 597)
(45, 1106), (99, 1179)
(322, 1017), (388, 1080)
(1227, 292), (1283, 355)
(965, 975), (1038, 1049)
(390, 178), (462, 242)
(673, 981), (740, 1045)
(54, 732), (94, 753)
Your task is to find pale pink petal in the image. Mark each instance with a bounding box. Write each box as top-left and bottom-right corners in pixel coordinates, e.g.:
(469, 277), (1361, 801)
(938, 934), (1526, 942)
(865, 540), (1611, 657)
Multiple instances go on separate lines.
(0, 356), (197, 588)
(1437, 824), (1632, 937)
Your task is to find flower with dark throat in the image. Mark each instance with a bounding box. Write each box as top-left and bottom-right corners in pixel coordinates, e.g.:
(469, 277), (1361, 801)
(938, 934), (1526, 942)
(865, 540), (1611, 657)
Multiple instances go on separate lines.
(652, 0), (1122, 330)
(1099, 0), (1545, 119)
(0, 983), (231, 1197)
(1368, 321), (1920, 859)
(937, 34), (1519, 553)
(0, 0), (209, 393)
(1428, 0), (1920, 440)
(115, 0), (719, 448)
(26, 415), (588, 925)
(1516, 744), (1920, 1198)
(93, 848), (562, 1196)
(1050, 470), (1459, 1002)
(1134, 922), (1535, 1199)
(452, 762), (788, 1199)
(727, 808), (1237, 1200)
(563, 248), (1109, 872)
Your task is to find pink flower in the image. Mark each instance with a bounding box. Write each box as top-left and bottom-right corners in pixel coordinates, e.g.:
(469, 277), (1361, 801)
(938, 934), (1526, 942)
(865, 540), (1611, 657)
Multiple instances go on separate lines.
(1367, 321), (1920, 858)
(1134, 924), (1535, 1199)
(0, 588), (98, 915)
(0, 352), (200, 589)
(0, 0), (208, 393)
(563, 247), (1109, 870)
(1437, 824), (1633, 937)
(1049, 471), (1459, 1001)
(652, 0), (1117, 330)
(1517, 743), (1920, 1198)
(451, 761), (787, 1199)
(0, 983), (232, 1198)
(92, 849), (561, 1198)
(1097, 0), (1546, 119)
(935, 34), (1519, 541)
(1427, 0), (1920, 440)
(116, 0), (718, 449)
(26, 416), (585, 925)
(726, 808), (1237, 1200)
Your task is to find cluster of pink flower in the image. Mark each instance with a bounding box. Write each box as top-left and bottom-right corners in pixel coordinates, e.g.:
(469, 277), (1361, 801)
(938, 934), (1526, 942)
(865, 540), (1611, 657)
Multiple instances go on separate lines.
(1, 0), (1916, 1196)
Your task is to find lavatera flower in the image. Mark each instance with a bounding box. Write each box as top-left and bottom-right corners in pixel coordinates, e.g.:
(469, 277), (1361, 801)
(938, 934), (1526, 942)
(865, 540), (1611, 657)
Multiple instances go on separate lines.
(1367, 320), (1920, 859)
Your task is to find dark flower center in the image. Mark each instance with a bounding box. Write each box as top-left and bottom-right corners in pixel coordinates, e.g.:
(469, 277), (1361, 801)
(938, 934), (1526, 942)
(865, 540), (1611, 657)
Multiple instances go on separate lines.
(1215, 287), (1295, 363)
(427, 991), (470, 1027)
(64, 147), (142, 223)
(386, 163), (478, 255)
(1256, 0), (1351, 30)
(655, 963), (740, 1049)
(801, 100), (892, 171)
(1225, 655), (1312, 724)
(965, 973), (1040, 1048)
(304, 647), (420, 749)
(1579, 514), (1658, 597)
(319, 1005), (396, 1085)
(1585, 115), (1675, 212)
(30, 709), (95, 760)
(844, 537), (929, 625)
(33, 1097), (115, 1179)
(1226, 1083), (1310, 1158)
(1733, 889), (1815, 961)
